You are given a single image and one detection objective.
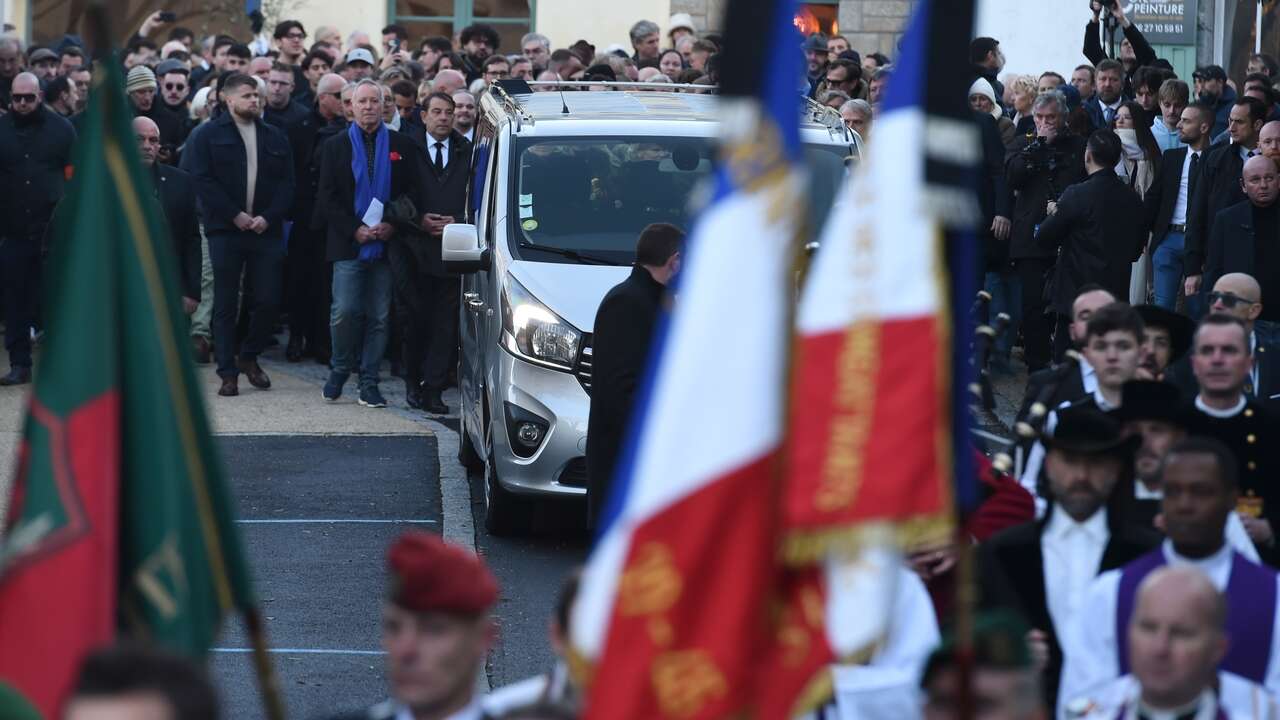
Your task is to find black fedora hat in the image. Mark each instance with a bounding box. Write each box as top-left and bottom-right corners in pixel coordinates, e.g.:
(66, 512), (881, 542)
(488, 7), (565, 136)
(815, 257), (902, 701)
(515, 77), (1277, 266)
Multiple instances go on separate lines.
(1043, 406), (1142, 456)
(1110, 380), (1190, 427)
(1135, 304), (1195, 361)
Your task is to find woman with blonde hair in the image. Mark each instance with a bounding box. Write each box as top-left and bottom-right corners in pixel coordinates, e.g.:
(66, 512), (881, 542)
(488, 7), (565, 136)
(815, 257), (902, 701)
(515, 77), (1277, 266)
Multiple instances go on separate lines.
(1006, 74), (1038, 138)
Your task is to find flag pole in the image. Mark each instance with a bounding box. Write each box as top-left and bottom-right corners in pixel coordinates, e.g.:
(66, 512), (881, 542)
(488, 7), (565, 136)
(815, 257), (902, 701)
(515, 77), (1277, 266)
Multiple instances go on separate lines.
(244, 608), (287, 720)
(1258, 0), (1265, 54)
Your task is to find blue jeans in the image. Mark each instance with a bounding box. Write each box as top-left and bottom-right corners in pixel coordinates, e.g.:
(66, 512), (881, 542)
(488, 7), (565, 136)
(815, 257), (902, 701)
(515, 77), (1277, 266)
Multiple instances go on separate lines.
(1152, 231), (1185, 310)
(983, 270), (1022, 358)
(330, 259), (391, 389)
(209, 232), (284, 379)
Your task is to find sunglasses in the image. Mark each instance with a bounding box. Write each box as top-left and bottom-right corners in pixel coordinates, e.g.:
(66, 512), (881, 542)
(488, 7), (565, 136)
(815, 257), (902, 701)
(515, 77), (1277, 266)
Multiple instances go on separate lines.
(164, 83), (187, 91)
(284, 32), (306, 40)
(1209, 291), (1257, 308)
(10, 93), (36, 104)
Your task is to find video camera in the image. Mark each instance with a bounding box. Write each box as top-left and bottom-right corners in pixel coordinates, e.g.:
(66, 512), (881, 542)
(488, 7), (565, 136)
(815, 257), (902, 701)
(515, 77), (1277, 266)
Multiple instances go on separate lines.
(1021, 136), (1062, 172)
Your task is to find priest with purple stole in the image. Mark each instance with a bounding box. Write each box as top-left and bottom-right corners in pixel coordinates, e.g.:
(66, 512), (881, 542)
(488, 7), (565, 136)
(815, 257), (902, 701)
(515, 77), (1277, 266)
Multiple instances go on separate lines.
(1059, 437), (1280, 717)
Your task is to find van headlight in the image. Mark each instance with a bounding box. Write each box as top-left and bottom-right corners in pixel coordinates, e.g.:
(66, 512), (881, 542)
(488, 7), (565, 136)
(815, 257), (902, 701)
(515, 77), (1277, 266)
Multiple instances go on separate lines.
(501, 275), (581, 370)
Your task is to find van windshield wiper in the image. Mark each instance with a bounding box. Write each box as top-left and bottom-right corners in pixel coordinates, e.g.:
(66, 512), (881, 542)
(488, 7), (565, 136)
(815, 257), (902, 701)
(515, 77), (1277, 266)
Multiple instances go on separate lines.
(517, 241), (627, 266)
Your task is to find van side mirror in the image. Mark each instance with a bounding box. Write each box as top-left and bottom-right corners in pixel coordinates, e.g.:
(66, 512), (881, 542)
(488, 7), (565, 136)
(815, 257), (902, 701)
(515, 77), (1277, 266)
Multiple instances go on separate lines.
(442, 223), (490, 273)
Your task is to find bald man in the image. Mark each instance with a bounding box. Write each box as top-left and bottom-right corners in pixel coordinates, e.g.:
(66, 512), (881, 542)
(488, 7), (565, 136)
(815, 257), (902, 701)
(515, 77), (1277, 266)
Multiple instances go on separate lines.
(0, 71), (76, 385)
(282, 72), (347, 363)
(431, 69), (466, 96)
(1261, 120), (1280, 168)
(1205, 156), (1280, 334)
(1071, 566), (1278, 718)
(133, 116), (201, 314)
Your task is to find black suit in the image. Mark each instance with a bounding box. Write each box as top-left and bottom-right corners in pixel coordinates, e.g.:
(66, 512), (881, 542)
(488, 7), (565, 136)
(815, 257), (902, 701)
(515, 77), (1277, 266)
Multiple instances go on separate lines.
(316, 128), (426, 262)
(151, 163), (201, 301)
(1144, 146), (1202, 249)
(586, 266), (668, 527)
(1036, 168), (1145, 315)
(1006, 131), (1088, 370)
(1186, 142), (1248, 278)
(980, 517), (1159, 708)
(1205, 199), (1269, 291)
(284, 108), (344, 357)
(389, 130), (471, 394)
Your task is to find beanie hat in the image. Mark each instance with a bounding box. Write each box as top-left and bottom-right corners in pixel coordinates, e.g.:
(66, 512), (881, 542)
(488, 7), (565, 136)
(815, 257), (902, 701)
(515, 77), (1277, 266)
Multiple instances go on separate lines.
(125, 65), (157, 93)
(968, 76), (1002, 121)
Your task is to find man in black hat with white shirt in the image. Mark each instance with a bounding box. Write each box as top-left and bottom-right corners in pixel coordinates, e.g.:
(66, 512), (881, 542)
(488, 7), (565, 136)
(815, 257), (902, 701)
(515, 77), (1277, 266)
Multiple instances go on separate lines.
(981, 406), (1158, 709)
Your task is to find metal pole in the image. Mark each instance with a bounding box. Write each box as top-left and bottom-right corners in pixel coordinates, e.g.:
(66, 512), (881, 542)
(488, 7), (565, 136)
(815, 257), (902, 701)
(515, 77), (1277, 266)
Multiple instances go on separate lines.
(1258, 0), (1264, 54)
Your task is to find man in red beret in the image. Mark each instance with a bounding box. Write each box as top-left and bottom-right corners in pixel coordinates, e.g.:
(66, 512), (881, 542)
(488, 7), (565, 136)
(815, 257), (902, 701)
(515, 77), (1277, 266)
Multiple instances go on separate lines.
(330, 531), (500, 720)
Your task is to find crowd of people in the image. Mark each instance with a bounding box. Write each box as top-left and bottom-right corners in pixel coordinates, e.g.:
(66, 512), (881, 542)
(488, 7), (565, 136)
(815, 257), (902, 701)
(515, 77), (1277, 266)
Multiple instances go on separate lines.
(0, 10), (745, 410)
(8, 1), (1280, 718)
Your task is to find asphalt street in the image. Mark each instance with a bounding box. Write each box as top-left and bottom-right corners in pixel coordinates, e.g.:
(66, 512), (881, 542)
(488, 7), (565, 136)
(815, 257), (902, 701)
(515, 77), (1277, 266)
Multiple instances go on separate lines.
(209, 350), (588, 719)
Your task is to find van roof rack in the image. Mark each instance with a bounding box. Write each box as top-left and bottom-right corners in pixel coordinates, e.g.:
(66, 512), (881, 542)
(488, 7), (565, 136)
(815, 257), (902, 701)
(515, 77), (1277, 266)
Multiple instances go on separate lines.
(523, 80), (720, 94)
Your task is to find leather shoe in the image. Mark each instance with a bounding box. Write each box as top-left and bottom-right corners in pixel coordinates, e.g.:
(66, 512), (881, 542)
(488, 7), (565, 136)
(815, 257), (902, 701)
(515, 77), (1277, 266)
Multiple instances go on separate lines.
(285, 335), (305, 362)
(218, 376), (239, 396)
(423, 388), (448, 415)
(239, 359), (271, 389)
(405, 381), (424, 410)
(0, 366), (31, 386)
(192, 335), (212, 365)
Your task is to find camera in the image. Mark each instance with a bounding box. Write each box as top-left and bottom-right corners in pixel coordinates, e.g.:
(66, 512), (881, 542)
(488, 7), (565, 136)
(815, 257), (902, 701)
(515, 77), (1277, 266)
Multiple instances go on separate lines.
(1092, 0), (1118, 8)
(1021, 136), (1060, 172)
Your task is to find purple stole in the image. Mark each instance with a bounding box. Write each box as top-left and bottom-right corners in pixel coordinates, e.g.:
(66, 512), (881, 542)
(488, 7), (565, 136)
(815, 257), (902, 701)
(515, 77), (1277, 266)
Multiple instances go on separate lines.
(1116, 548), (1277, 684)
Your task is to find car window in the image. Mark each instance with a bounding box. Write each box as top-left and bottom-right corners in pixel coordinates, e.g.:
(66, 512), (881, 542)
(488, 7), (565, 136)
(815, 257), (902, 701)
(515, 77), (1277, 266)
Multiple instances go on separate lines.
(509, 136), (849, 265)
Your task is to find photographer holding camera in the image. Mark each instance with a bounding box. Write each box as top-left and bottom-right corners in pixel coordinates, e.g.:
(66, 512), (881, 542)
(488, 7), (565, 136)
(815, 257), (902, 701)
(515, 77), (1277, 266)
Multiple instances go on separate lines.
(1007, 92), (1088, 371)
(1083, 0), (1157, 100)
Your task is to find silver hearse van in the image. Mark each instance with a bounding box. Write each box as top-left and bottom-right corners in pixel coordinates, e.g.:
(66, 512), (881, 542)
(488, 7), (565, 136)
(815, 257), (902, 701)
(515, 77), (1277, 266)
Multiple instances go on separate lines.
(442, 82), (856, 534)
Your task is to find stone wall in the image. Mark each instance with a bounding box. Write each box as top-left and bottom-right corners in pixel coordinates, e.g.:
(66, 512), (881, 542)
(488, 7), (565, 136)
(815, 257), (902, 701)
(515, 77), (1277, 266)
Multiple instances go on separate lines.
(666, 0), (726, 33)
(838, 0), (920, 57)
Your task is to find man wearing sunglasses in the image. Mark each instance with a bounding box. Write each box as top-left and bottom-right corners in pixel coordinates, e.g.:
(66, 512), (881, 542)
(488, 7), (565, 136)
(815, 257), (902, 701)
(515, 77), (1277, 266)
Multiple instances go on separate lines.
(0, 72), (76, 386)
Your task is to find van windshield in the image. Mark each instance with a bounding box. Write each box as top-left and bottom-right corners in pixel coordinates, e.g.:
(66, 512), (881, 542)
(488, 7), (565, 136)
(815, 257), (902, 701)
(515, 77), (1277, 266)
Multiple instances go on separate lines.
(509, 136), (848, 265)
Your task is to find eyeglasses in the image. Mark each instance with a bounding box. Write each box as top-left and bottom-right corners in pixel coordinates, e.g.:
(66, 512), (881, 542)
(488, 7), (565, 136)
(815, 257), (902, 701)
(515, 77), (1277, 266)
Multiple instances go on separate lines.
(10, 93), (36, 104)
(164, 83), (187, 91)
(1209, 291), (1257, 308)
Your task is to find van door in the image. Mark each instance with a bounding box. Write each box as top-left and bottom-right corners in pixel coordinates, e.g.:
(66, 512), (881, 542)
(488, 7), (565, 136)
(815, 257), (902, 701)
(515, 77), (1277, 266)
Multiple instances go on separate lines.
(460, 120), (495, 438)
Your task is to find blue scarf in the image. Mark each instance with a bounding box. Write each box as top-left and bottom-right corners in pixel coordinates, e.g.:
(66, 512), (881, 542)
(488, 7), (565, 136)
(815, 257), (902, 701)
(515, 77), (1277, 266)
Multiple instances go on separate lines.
(349, 122), (391, 261)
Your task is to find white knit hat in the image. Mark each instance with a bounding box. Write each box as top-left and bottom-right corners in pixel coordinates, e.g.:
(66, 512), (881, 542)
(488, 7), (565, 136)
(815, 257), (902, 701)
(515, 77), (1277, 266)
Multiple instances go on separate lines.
(968, 77), (1002, 121)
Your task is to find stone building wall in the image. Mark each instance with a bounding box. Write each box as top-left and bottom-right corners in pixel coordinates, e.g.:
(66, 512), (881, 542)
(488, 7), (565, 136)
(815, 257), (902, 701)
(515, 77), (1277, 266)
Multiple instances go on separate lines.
(837, 0), (919, 57)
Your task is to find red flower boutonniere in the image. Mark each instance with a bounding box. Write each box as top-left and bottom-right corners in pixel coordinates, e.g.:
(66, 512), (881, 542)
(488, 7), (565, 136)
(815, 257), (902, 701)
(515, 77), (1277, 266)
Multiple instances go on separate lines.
(389, 151), (402, 162)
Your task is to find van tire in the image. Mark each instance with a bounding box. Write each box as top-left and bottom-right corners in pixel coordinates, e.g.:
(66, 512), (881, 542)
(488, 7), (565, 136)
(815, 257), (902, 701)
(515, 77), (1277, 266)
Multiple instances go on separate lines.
(483, 420), (524, 536)
(458, 412), (484, 471)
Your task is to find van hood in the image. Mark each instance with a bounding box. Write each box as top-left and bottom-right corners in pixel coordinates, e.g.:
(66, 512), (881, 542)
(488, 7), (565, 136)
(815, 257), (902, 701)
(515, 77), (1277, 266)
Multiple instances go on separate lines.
(507, 260), (632, 334)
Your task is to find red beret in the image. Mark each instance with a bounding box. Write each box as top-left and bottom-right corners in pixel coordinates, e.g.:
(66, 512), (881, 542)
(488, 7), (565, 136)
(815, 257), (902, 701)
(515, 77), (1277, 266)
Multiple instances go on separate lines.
(387, 531), (499, 614)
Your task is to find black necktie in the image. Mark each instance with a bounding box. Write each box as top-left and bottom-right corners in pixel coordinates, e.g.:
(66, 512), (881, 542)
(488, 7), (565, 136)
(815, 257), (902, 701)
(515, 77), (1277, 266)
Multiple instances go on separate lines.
(433, 142), (444, 173)
(1188, 151), (1200, 202)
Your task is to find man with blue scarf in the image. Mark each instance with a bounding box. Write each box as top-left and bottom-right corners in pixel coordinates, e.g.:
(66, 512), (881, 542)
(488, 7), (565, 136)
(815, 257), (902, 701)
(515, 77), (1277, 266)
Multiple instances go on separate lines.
(316, 79), (426, 408)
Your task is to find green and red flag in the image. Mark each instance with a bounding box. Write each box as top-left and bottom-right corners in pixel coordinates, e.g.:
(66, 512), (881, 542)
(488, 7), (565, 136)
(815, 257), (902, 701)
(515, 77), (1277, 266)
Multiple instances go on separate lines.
(0, 52), (259, 716)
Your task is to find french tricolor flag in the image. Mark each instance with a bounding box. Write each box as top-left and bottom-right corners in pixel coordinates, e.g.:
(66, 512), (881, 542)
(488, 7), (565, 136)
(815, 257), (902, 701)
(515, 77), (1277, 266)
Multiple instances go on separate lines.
(568, 0), (803, 716)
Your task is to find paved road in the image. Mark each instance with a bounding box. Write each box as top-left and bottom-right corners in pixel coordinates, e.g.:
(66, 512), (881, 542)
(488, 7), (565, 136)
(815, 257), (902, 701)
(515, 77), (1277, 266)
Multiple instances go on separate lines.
(210, 351), (588, 719)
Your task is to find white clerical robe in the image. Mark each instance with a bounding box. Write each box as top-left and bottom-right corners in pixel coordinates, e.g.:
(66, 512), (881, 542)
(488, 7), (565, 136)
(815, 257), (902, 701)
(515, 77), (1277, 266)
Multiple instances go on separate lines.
(1057, 541), (1280, 719)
